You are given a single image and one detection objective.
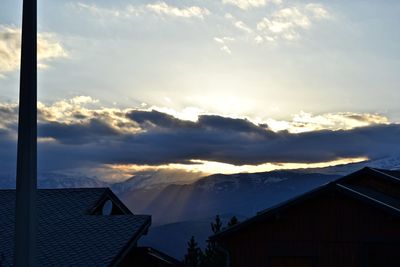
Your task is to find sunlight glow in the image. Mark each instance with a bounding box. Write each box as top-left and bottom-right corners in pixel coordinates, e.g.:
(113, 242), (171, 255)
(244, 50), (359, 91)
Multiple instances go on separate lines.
(107, 156), (368, 181)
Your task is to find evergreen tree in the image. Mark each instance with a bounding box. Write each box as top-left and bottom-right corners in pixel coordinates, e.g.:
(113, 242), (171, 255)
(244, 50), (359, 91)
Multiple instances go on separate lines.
(202, 238), (217, 266)
(201, 215), (228, 267)
(201, 239), (226, 267)
(184, 236), (203, 267)
(227, 216), (239, 227)
(211, 215), (222, 234)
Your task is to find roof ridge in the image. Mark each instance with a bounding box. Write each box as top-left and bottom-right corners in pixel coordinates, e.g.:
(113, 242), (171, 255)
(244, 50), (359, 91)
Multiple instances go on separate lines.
(0, 187), (109, 191)
(367, 167), (400, 182)
(256, 181), (333, 217)
(210, 182), (335, 240)
(211, 168), (400, 240)
(336, 183), (400, 213)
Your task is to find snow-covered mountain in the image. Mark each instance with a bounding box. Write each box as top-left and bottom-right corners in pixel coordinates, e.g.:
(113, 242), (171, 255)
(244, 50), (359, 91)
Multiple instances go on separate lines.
(1, 155), (399, 260)
(298, 154), (400, 175)
(130, 171), (338, 259)
(121, 171), (340, 225)
(0, 172), (109, 189)
(1, 155), (399, 191)
(112, 155), (400, 194)
(364, 155), (400, 169)
(132, 155), (400, 258)
(111, 169), (203, 193)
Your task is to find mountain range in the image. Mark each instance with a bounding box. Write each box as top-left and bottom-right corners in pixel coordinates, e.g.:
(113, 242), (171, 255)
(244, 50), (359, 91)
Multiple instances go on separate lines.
(1, 155), (400, 259)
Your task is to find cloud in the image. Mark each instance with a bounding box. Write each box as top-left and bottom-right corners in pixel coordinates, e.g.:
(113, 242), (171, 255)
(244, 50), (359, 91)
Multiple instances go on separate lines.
(234, 20), (253, 33)
(266, 111), (389, 133)
(220, 45), (232, 54)
(39, 118), (121, 145)
(74, 2), (210, 20)
(214, 37), (235, 43)
(0, 97), (398, 176)
(37, 96), (139, 134)
(221, 3), (330, 45)
(222, 0), (282, 10)
(258, 7), (311, 33)
(146, 2), (211, 19)
(305, 3), (330, 19)
(254, 35), (265, 43)
(0, 25), (67, 76)
(128, 109), (194, 130)
(0, 102), (18, 131)
(74, 3), (132, 18)
(220, 3), (330, 44)
(214, 36), (235, 54)
(71, 1), (329, 49)
(256, 5), (330, 41)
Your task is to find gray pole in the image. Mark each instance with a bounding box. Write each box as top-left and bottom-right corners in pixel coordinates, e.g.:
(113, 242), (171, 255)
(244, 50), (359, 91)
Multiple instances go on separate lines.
(14, 0), (37, 266)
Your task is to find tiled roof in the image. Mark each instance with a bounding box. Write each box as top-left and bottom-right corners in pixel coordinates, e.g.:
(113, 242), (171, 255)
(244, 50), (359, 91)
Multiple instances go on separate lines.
(0, 188), (151, 267)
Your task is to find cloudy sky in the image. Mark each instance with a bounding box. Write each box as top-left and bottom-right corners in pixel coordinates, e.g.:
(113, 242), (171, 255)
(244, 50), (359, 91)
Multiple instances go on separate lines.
(0, 0), (399, 180)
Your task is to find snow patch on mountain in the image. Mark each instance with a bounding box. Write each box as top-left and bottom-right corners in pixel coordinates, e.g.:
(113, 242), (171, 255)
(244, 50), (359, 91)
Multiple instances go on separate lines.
(0, 172), (108, 189)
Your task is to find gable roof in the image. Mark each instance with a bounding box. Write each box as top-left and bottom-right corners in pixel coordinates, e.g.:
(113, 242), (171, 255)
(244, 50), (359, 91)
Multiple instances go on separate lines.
(210, 167), (400, 241)
(0, 188), (151, 266)
(371, 168), (400, 180)
(335, 166), (400, 185)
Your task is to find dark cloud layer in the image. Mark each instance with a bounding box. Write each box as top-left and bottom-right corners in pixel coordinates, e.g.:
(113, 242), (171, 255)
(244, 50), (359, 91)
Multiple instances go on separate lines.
(39, 118), (120, 145)
(1, 108), (399, 173)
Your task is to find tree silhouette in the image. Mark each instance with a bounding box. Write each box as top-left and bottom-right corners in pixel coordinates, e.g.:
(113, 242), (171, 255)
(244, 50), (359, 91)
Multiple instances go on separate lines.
(203, 237), (216, 266)
(227, 216), (239, 227)
(185, 215), (233, 266)
(211, 215), (222, 234)
(184, 236), (203, 267)
(200, 215), (228, 266)
(202, 239), (226, 267)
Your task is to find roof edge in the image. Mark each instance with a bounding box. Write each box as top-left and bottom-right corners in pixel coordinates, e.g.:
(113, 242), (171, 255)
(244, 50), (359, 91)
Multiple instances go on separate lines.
(108, 215), (152, 267)
(336, 183), (400, 215)
(211, 167), (400, 241)
(368, 167), (400, 183)
(89, 188), (133, 215)
(210, 182), (334, 241)
(335, 167), (400, 185)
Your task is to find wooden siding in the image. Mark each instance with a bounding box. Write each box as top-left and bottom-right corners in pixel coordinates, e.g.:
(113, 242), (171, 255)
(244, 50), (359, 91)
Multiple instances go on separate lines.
(217, 190), (400, 267)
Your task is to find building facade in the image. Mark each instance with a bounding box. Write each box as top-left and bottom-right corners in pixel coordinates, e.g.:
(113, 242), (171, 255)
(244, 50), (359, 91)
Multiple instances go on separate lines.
(211, 168), (400, 267)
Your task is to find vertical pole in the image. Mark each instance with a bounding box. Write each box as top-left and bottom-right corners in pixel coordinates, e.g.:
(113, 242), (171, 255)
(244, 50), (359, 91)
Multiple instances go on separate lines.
(14, 0), (37, 266)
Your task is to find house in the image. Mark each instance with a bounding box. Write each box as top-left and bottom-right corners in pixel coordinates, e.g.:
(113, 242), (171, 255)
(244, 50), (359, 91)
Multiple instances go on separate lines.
(0, 187), (179, 266)
(210, 167), (400, 267)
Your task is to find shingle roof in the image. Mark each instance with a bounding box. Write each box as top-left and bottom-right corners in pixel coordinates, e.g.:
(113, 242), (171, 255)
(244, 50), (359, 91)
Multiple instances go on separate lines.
(0, 188), (151, 267)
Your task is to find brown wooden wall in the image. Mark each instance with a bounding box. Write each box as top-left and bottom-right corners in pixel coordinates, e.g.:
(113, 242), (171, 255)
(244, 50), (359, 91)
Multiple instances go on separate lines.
(217, 190), (400, 267)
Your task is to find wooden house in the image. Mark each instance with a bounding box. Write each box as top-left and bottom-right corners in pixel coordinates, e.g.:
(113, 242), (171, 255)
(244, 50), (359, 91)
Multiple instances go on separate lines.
(210, 167), (400, 267)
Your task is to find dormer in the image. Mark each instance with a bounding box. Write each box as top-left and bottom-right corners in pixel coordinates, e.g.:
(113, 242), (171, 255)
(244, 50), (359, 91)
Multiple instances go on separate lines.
(89, 188), (132, 215)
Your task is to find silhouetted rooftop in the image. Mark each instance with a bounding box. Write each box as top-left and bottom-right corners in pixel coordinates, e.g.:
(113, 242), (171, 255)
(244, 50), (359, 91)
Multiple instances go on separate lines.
(0, 188), (151, 266)
(372, 168), (400, 180)
(211, 167), (400, 240)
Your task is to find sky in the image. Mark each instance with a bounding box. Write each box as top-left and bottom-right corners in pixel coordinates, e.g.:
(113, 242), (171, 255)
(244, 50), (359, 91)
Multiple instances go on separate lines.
(0, 0), (400, 181)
